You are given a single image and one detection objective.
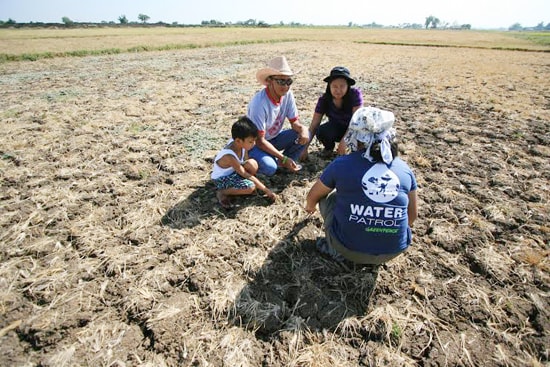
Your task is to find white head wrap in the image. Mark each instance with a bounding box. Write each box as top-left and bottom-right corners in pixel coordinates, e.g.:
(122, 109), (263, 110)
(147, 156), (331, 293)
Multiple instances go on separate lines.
(344, 106), (397, 164)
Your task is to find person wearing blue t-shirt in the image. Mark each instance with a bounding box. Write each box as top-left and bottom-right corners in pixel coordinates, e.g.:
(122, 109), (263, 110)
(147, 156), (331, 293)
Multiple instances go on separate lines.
(301, 66), (364, 161)
(305, 107), (418, 266)
(247, 56), (310, 176)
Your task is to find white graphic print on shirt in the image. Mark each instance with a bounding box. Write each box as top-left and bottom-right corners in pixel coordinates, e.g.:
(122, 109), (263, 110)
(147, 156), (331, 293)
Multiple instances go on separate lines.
(361, 164), (400, 204)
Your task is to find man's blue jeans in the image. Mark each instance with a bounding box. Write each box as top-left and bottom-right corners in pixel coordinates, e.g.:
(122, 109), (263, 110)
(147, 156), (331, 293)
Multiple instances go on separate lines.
(249, 129), (307, 176)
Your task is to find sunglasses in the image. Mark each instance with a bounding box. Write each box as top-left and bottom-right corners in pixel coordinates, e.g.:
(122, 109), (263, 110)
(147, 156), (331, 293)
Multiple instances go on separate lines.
(271, 78), (293, 86)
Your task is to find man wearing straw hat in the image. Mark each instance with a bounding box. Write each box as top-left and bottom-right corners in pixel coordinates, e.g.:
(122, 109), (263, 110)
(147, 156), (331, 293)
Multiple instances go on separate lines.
(247, 56), (310, 176)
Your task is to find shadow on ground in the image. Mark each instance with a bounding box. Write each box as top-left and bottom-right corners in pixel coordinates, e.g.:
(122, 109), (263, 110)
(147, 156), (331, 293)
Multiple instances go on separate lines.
(160, 153), (328, 229)
(231, 218), (379, 337)
(161, 152), (379, 334)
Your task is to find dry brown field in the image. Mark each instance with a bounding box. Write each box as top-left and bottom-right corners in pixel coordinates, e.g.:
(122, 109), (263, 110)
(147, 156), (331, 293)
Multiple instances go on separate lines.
(0, 28), (549, 366)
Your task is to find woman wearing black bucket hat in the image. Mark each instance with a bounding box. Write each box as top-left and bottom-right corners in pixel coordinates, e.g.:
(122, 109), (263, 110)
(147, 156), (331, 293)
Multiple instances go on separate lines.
(301, 66), (364, 160)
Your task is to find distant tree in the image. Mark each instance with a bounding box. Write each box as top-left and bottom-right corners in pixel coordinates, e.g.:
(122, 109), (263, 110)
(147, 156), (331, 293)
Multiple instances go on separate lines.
(138, 14), (150, 23)
(508, 22), (523, 31)
(6, 18), (16, 25)
(62, 16), (74, 26)
(425, 15), (440, 29)
(201, 19), (223, 26)
(545, 23), (550, 30)
(461, 24), (471, 30)
(364, 22), (382, 28)
(118, 15), (128, 24)
(425, 16), (433, 29)
(401, 23), (423, 29)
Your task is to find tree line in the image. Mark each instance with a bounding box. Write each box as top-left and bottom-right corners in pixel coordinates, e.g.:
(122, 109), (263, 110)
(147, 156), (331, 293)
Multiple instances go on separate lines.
(1, 15), (549, 31)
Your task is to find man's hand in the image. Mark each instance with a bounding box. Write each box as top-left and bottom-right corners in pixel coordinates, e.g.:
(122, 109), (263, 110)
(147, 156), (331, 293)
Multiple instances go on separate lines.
(281, 156), (302, 172)
(297, 126), (310, 145)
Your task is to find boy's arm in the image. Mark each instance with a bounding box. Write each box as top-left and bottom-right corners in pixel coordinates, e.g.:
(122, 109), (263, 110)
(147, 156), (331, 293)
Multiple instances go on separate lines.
(223, 155), (276, 198)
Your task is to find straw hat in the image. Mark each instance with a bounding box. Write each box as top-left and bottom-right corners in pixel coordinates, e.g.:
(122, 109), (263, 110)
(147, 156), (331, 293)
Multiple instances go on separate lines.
(256, 56), (294, 85)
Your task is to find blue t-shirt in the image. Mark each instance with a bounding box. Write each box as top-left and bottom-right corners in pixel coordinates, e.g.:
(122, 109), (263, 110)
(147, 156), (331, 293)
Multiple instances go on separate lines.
(320, 151), (417, 254)
(314, 87), (363, 127)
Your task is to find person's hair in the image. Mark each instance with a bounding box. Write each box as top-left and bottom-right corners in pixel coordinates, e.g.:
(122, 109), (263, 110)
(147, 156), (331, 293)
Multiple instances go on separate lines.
(321, 78), (354, 111)
(232, 116), (259, 140)
(369, 139), (399, 162)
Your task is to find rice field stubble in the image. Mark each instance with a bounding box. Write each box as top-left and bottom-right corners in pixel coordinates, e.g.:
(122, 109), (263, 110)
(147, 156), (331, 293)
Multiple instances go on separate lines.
(0, 29), (549, 366)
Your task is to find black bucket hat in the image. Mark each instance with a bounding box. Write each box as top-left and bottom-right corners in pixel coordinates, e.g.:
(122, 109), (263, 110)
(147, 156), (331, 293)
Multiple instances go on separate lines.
(323, 66), (356, 85)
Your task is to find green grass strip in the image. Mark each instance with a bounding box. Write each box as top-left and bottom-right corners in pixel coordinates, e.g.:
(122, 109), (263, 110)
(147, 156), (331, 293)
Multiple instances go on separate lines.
(510, 32), (550, 47)
(0, 38), (302, 63)
(355, 40), (550, 52)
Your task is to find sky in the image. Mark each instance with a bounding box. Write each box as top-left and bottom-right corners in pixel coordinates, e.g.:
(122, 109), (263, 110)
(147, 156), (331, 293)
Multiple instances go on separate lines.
(1, 0), (548, 29)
